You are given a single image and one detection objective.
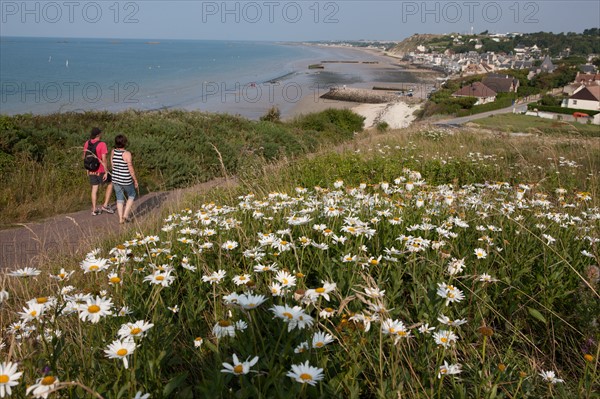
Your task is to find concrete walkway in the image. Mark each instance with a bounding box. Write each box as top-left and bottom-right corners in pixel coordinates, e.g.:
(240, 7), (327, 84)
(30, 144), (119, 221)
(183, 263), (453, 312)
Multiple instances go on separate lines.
(0, 177), (237, 270)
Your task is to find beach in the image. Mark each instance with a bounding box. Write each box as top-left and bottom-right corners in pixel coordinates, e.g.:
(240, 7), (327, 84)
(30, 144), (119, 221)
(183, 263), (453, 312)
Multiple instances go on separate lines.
(279, 45), (440, 128)
(0, 38), (443, 126)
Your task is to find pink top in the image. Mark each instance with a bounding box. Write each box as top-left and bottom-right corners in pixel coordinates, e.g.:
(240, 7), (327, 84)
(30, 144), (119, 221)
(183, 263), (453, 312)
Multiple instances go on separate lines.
(83, 139), (108, 174)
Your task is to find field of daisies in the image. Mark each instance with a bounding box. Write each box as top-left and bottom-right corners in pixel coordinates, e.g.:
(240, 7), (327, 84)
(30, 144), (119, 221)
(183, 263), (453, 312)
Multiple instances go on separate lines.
(1, 127), (598, 398)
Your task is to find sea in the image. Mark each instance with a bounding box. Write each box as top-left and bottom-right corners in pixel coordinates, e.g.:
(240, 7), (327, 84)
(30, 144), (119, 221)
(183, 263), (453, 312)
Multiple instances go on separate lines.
(0, 37), (401, 119)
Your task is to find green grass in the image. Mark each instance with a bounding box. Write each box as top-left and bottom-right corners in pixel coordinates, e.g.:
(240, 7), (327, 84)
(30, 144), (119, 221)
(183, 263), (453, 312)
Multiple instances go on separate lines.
(472, 114), (600, 137)
(0, 120), (598, 398)
(0, 109), (364, 226)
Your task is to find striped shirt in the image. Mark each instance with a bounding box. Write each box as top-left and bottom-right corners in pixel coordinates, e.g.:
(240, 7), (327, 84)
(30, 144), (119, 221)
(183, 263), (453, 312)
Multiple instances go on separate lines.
(111, 149), (133, 185)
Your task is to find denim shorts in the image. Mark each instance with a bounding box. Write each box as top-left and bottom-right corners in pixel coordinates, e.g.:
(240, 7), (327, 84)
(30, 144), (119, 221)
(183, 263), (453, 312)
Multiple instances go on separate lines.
(89, 172), (111, 186)
(113, 183), (136, 203)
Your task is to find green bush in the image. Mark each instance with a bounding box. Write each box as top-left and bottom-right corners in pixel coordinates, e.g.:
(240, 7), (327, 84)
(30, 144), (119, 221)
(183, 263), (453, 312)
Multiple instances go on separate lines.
(0, 109), (364, 225)
(527, 103), (600, 116)
(294, 108), (364, 136)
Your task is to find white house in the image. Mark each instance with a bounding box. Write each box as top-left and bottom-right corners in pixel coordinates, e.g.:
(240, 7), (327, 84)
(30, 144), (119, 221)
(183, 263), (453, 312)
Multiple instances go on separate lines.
(566, 86), (600, 111)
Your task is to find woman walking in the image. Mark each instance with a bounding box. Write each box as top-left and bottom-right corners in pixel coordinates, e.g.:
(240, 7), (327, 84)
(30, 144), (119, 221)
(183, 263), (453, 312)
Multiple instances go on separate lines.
(111, 134), (139, 224)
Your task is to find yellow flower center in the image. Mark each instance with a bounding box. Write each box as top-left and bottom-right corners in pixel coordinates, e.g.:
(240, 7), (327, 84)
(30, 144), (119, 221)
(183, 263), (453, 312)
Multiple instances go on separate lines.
(389, 328), (396, 334)
(315, 287), (326, 294)
(283, 312), (293, 319)
(280, 241), (288, 245)
(398, 331), (407, 337)
(41, 376), (56, 385)
(239, 276), (247, 281)
(325, 308), (333, 313)
(116, 349), (128, 356)
(315, 342), (324, 348)
(36, 297), (48, 304)
(0, 375), (9, 383)
(58, 273), (65, 279)
(300, 373), (313, 382)
(296, 273), (304, 278)
(218, 320), (231, 327)
(282, 278), (288, 284)
(117, 244), (126, 250)
(233, 365), (244, 374)
(155, 276), (165, 281)
(88, 305), (101, 313)
(370, 259), (378, 265)
(110, 277), (121, 284)
(440, 337), (448, 343)
(447, 292), (455, 298)
(30, 311), (37, 317)
(130, 327), (142, 335)
(89, 265), (99, 271)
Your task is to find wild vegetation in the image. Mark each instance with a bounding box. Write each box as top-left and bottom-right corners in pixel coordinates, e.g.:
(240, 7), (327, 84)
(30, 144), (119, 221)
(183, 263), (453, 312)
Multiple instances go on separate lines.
(0, 109), (364, 226)
(1, 121), (598, 398)
(417, 65), (579, 119)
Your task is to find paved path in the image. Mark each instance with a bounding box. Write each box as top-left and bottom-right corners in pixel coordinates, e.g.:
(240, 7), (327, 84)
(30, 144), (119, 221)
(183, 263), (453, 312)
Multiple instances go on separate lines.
(434, 96), (539, 126)
(0, 177), (237, 270)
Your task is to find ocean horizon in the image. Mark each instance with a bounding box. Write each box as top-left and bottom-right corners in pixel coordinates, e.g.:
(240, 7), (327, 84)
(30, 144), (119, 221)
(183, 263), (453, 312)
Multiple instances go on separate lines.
(1, 36), (406, 118)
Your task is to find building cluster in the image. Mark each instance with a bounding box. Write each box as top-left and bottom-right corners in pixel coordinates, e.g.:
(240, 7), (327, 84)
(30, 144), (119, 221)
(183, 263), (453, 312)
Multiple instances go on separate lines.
(403, 42), (562, 78)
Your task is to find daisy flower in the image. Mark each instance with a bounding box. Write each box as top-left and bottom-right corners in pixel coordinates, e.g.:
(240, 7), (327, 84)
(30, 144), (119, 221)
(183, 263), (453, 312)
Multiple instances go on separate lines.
(104, 338), (137, 369)
(194, 337), (203, 348)
(287, 361), (324, 386)
(232, 274), (251, 286)
(294, 342), (309, 354)
(78, 296), (113, 324)
(271, 305), (314, 331)
(221, 240), (238, 250)
(433, 329), (458, 348)
(107, 273), (122, 286)
(221, 354), (259, 375)
(478, 273), (498, 283)
(539, 370), (564, 384)
(18, 303), (45, 323)
(436, 283), (465, 306)
(0, 361), (23, 398)
(418, 323), (435, 334)
(80, 258), (109, 273)
(438, 361), (462, 378)
(312, 331), (335, 348)
(364, 287), (386, 298)
(437, 314), (467, 327)
(8, 267), (41, 277)
(319, 307), (336, 318)
(202, 270), (226, 284)
(237, 293), (267, 310)
(305, 281), (336, 302)
(382, 318), (411, 339)
(50, 268), (74, 281)
(275, 270), (296, 288)
(143, 270), (175, 287)
(117, 320), (154, 340)
(213, 320), (236, 338)
(474, 248), (487, 259)
(26, 375), (59, 398)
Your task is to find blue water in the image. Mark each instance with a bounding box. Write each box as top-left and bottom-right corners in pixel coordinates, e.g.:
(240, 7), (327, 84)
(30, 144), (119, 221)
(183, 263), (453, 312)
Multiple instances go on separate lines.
(0, 37), (343, 117)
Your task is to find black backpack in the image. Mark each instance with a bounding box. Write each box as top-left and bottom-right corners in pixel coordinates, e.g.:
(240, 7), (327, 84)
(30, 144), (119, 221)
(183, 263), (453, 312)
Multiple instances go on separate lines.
(84, 140), (101, 171)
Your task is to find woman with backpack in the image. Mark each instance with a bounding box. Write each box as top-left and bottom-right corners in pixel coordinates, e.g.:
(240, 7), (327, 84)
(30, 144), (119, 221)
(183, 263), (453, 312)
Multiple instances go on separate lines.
(111, 134), (139, 224)
(83, 127), (114, 216)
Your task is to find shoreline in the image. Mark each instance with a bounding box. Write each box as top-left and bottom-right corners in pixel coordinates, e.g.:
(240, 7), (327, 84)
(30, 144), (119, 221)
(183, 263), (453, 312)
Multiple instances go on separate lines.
(1, 41), (443, 125)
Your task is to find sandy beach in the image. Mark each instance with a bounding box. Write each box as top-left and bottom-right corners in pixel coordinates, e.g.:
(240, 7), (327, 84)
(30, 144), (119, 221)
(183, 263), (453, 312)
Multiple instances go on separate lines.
(279, 44), (441, 129)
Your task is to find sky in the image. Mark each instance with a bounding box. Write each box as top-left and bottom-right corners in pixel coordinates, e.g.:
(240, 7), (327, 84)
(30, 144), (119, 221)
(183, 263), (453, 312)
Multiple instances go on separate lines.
(1, 0), (599, 41)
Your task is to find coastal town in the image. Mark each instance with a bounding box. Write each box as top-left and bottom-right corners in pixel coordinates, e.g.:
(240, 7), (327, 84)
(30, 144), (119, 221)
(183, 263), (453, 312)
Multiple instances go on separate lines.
(311, 29), (600, 125)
